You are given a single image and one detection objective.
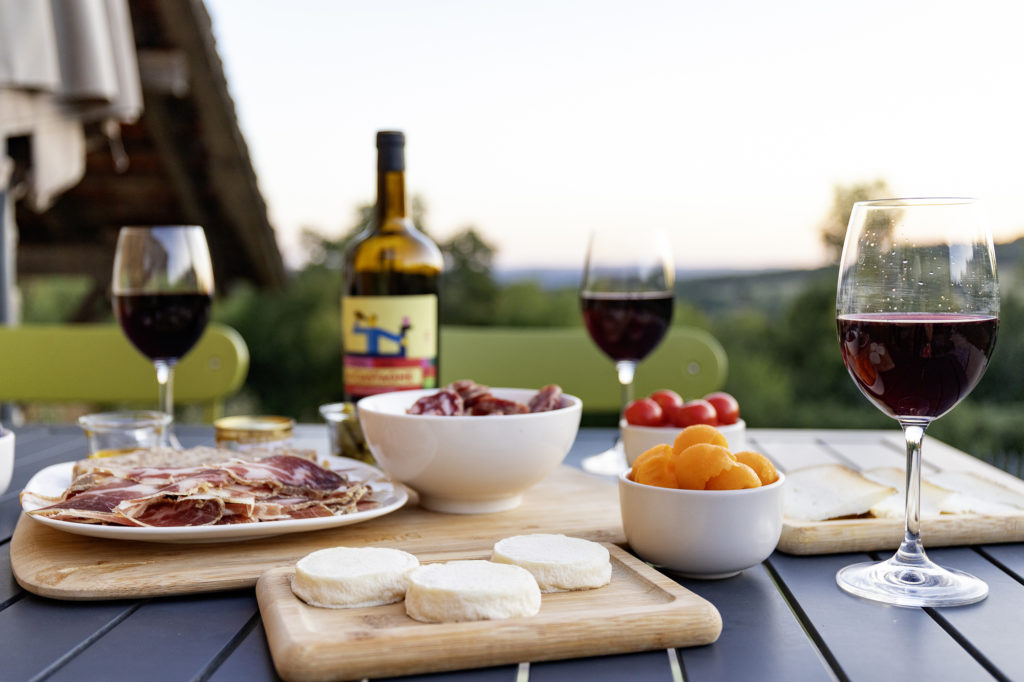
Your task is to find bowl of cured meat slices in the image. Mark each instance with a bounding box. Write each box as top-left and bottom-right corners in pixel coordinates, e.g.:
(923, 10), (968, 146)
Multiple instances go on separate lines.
(357, 381), (582, 514)
(19, 447), (407, 543)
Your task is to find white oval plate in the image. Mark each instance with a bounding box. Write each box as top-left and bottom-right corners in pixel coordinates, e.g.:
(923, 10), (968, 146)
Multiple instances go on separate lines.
(20, 458), (408, 543)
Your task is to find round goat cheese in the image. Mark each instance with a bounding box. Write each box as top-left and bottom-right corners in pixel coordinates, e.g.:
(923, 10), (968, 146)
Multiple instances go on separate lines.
(405, 560), (541, 623)
(492, 533), (611, 592)
(291, 546), (419, 608)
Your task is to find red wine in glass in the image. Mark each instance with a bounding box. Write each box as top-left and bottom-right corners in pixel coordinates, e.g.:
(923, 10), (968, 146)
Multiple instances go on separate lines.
(838, 312), (998, 420)
(581, 292), (673, 362)
(115, 292), (213, 362)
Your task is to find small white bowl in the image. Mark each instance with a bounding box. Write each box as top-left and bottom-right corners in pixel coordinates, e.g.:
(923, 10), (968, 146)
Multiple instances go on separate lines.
(621, 419), (746, 466)
(618, 469), (785, 579)
(357, 388), (582, 514)
(0, 428), (14, 495)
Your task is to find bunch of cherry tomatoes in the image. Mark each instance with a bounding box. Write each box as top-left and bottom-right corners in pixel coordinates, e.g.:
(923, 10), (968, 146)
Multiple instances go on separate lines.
(623, 389), (740, 427)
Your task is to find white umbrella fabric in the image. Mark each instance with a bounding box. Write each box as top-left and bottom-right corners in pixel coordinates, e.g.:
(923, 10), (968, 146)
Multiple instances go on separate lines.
(0, 0), (142, 321)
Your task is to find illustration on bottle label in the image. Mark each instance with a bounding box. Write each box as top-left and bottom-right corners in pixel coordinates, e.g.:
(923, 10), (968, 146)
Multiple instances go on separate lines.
(342, 294), (438, 397)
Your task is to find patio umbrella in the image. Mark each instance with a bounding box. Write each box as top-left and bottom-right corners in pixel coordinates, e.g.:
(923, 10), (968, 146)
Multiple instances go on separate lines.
(0, 0), (142, 322)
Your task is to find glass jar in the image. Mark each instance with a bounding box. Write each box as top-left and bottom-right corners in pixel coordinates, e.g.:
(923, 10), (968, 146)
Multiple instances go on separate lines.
(214, 415), (294, 452)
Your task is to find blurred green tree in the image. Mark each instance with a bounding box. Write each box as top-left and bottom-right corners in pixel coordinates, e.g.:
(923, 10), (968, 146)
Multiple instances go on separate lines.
(819, 179), (892, 263)
(439, 228), (500, 325)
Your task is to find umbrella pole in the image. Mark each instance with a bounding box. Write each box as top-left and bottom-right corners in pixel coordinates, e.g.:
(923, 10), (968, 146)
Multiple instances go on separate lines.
(0, 155), (17, 326)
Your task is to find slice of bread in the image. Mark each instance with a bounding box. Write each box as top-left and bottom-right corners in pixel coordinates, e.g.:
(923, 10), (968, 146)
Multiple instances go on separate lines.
(784, 464), (897, 522)
(863, 466), (968, 518)
(405, 560), (541, 623)
(72, 445), (317, 478)
(290, 546), (420, 609)
(491, 534), (611, 592)
(927, 470), (1024, 515)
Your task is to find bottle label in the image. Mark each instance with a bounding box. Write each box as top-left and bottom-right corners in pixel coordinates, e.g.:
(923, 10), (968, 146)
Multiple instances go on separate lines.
(342, 294), (438, 397)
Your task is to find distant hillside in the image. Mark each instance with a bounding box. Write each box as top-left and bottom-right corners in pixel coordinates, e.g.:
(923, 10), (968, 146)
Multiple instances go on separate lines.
(494, 266), (758, 289)
(494, 237), (1024, 320)
(679, 266), (833, 318)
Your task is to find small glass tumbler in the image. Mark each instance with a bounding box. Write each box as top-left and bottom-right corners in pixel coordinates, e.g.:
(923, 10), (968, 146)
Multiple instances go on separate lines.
(319, 402), (374, 464)
(78, 411), (172, 459)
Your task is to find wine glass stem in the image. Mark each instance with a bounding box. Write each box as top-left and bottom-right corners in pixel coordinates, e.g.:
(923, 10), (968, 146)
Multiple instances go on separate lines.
(615, 360), (636, 415)
(897, 419), (929, 564)
(154, 359), (178, 447)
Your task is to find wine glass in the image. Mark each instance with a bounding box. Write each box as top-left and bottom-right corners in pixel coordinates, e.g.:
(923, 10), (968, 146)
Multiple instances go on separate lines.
(112, 226), (215, 448)
(836, 198), (999, 607)
(580, 227), (675, 475)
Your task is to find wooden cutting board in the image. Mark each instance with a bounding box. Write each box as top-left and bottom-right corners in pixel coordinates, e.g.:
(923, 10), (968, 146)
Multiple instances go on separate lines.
(11, 465), (625, 600)
(257, 544), (721, 682)
(757, 431), (1024, 555)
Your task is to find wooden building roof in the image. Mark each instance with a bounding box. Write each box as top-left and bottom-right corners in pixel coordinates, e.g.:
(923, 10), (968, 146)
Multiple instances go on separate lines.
(12, 0), (285, 317)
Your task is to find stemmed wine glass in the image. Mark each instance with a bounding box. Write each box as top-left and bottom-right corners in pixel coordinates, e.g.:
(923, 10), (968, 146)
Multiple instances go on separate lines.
(113, 226), (215, 448)
(580, 227), (675, 475)
(836, 198), (999, 607)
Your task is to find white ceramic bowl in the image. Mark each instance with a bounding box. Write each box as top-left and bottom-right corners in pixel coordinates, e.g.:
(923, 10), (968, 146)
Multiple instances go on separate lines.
(621, 419), (746, 466)
(357, 388), (582, 514)
(0, 428), (14, 495)
(618, 469), (785, 579)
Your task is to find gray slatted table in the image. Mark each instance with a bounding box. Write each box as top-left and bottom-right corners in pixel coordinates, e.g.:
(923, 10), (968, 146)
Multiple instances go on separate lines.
(2, 425), (1020, 681)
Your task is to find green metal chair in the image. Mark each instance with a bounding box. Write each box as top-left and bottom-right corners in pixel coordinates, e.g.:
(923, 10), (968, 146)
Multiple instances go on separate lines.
(0, 322), (249, 421)
(439, 326), (727, 416)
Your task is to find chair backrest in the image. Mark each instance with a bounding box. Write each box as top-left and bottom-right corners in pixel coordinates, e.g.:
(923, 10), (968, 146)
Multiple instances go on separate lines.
(439, 326), (727, 415)
(0, 322), (249, 421)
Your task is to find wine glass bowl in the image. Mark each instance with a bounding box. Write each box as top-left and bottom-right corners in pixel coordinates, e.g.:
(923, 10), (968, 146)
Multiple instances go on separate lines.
(112, 226), (215, 447)
(579, 227), (675, 475)
(835, 198), (998, 607)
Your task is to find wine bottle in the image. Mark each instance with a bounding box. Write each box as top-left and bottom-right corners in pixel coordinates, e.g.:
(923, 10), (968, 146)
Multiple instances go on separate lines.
(341, 131), (443, 401)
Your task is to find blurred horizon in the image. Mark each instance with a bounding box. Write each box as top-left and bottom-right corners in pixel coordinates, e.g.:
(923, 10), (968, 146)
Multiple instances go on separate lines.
(205, 0), (1024, 272)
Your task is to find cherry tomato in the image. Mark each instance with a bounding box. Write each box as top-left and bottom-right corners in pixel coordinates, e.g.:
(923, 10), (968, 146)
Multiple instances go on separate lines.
(624, 398), (664, 426)
(648, 389), (683, 414)
(704, 391), (740, 425)
(666, 399), (718, 427)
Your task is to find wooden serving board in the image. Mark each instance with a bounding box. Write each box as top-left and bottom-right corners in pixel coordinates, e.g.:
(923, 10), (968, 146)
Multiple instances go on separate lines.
(257, 544), (721, 682)
(11, 465), (625, 600)
(750, 430), (1024, 555)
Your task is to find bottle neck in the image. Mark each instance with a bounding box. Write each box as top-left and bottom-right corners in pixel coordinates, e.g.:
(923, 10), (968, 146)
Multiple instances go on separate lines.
(375, 170), (407, 230)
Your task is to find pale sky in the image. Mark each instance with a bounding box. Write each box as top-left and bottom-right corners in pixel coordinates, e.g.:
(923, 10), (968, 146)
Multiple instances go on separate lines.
(205, 0), (1024, 271)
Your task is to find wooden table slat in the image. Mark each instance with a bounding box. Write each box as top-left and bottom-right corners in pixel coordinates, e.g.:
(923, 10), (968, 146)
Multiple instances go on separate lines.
(770, 551), (994, 680)
(926, 547), (1024, 679)
(206, 621), (282, 682)
(0, 595), (134, 681)
(528, 649), (673, 682)
(44, 591), (257, 682)
(677, 563), (835, 681)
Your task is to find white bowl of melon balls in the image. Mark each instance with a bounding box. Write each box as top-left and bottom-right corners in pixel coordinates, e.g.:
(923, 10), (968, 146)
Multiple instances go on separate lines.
(620, 389), (745, 466)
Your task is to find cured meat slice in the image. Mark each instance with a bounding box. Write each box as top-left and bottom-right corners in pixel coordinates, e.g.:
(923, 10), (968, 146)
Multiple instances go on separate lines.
(120, 496), (225, 527)
(468, 397), (529, 415)
(447, 380), (491, 408)
(528, 384), (564, 412)
(221, 455), (348, 494)
(40, 478), (161, 513)
(407, 389), (464, 416)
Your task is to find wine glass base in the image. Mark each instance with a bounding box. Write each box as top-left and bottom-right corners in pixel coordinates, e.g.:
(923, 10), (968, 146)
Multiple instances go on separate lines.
(581, 442), (628, 477)
(836, 555), (988, 607)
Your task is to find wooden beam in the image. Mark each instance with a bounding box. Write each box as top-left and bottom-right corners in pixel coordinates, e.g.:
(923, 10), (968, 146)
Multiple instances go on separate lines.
(152, 0), (286, 287)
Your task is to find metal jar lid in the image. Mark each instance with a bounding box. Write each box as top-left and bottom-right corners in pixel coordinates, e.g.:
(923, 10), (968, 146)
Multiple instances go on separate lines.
(214, 415), (295, 443)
